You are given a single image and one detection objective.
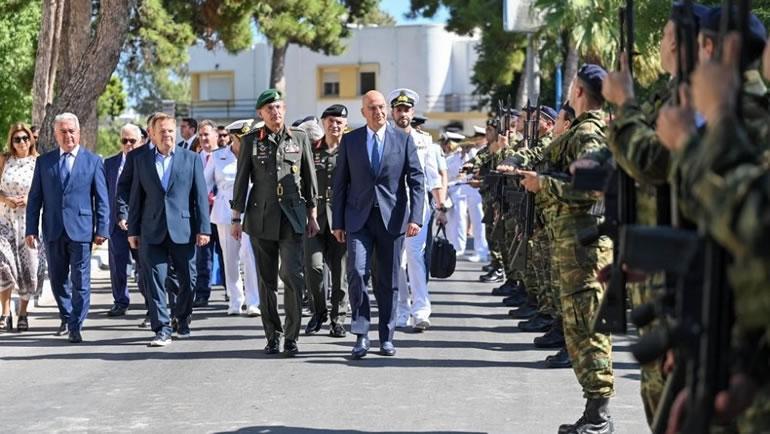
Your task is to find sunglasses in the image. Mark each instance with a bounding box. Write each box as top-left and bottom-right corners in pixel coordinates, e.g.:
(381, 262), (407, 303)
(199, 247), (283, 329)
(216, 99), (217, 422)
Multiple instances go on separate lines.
(121, 138), (138, 145)
(13, 136), (30, 144)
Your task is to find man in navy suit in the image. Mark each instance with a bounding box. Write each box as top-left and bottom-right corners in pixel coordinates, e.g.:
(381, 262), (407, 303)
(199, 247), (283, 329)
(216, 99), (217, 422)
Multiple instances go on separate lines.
(25, 112), (109, 343)
(128, 113), (211, 347)
(332, 90), (425, 358)
(105, 124), (147, 317)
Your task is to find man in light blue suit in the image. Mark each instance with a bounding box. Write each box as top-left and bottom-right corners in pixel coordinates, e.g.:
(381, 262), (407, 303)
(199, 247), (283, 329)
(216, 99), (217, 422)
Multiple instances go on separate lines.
(25, 113), (109, 343)
(128, 113), (211, 347)
(332, 90), (425, 358)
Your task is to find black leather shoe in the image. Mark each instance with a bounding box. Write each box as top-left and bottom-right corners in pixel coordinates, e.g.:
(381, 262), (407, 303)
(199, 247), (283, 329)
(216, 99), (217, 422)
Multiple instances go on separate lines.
(491, 280), (516, 296)
(264, 337), (280, 355)
(192, 298), (209, 308)
(379, 341), (396, 356)
(545, 347), (572, 368)
(284, 339), (299, 356)
(329, 322), (346, 338)
(508, 303), (538, 319)
(502, 292), (528, 307)
(481, 263), (495, 272)
(534, 319), (565, 348)
(107, 304), (128, 317)
(479, 268), (504, 283)
(68, 330), (83, 343)
(304, 311), (328, 335)
(351, 335), (370, 359)
(55, 321), (68, 336)
(517, 313), (553, 333)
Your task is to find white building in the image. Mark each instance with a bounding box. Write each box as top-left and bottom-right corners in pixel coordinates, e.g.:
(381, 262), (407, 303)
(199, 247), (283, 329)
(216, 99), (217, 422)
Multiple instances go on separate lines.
(186, 24), (488, 135)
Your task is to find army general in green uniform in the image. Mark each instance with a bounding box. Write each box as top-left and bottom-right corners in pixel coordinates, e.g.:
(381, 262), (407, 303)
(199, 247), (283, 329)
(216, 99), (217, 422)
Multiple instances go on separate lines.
(230, 89), (319, 356)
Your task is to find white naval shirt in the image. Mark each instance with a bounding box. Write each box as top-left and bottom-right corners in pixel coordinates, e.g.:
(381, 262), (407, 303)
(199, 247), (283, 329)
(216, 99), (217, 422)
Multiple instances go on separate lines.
(203, 147), (244, 225)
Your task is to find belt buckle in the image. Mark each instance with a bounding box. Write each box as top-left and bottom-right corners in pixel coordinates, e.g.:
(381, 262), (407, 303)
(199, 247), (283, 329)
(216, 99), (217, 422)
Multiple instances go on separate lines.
(277, 184), (284, 197)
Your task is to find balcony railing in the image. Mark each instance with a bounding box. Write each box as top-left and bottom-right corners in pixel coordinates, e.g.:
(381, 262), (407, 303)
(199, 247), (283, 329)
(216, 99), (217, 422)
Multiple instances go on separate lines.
(173, 93), (485, 120)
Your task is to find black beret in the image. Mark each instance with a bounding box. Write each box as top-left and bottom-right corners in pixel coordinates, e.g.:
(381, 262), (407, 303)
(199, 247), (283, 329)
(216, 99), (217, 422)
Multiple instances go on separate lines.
(321, 104), (348, 118)
(410, 115), (427, 128)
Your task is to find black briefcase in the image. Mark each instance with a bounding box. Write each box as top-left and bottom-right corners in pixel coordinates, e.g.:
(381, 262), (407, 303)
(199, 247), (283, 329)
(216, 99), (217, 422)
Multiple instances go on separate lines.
(430, 224), (456, 279)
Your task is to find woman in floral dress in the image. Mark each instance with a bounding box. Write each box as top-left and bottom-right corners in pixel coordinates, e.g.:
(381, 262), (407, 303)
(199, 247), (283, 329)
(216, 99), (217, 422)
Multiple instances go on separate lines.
(0, 123), (39, 332)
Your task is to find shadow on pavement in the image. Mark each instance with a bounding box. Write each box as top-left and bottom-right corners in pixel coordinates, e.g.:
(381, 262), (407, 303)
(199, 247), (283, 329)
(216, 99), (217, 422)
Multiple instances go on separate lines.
(215, 427), (485, 433)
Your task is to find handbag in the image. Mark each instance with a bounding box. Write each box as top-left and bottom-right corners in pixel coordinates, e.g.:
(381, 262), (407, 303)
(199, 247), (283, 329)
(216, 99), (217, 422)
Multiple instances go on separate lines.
(430, 223), (456, 278)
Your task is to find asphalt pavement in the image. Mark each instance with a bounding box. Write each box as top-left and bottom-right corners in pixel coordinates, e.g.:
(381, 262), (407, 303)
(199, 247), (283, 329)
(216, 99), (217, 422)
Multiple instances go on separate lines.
(0, 258), (647, 433)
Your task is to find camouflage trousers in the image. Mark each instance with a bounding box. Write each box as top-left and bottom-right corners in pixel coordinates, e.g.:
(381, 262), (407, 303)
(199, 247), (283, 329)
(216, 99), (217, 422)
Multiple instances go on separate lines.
(484, 203), (503, 270)
(545, 226), (562, 319)
(554, 225), (614, 399)
(528, 229), (555, 316)
(738, 382), (770, 433)
(629, 276), (666, 427)
(501, 212), (520, 281)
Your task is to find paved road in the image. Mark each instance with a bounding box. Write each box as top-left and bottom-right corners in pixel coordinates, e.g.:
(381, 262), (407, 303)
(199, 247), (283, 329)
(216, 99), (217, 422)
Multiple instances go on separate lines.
(1, 260), (647, 433)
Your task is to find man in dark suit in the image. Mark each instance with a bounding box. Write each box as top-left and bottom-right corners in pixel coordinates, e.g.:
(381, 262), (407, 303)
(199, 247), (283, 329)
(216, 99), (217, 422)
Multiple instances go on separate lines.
(128, 113), (211, 347)
(105, 124), (146, 317)
(332, 90), (425, 358)
(178, 117), (198, 150)
(25, 112), (110, 343)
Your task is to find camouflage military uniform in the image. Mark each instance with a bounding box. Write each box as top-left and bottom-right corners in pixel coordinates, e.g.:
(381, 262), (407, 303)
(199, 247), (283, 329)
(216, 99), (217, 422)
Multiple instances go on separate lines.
(470, 147), (504, 272)
(537, 110), (614, 398)
(673, 112), (770, 433)
(607, 78), (673, 424)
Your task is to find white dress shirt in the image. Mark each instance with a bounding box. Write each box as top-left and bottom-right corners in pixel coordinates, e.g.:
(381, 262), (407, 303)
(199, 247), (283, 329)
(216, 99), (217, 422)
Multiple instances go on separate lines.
(204, 147), (243, 225)
(59, 144), (80, 173)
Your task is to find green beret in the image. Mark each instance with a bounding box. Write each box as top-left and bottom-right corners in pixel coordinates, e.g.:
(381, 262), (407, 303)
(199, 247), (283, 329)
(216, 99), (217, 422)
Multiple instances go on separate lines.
(256, 89), (283, 109)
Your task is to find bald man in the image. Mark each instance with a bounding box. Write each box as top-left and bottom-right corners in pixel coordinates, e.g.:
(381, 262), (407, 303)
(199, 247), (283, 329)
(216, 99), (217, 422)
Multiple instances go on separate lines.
(331, 91), (425, 358)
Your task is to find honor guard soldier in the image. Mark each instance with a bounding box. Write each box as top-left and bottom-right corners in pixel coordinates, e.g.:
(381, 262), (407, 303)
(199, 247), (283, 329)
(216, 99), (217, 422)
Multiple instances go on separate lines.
(301, 104), (349, 338)
(230, 89), (320, 356)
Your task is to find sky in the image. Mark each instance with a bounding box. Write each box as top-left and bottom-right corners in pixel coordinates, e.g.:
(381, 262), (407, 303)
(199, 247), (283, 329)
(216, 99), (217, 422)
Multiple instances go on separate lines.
(380, 0), (449, 24)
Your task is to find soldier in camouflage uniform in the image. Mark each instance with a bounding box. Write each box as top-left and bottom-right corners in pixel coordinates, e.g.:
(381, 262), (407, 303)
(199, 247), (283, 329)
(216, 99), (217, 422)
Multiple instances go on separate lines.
(656, 27), (770, 433)
(602, 5), (769, 427)
(467, 121), (507, 285)
(518, 65), (614, 434)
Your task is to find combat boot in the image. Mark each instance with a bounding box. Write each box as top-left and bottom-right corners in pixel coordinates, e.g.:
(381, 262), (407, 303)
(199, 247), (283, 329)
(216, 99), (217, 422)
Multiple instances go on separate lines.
(508, 302), (537, 319)
(545, 346), (572, 368)
(559, 398), (614, 434)
(517, 313), (553, 332)
(490, 279), (517, 295)
(534, 317), (565, 348)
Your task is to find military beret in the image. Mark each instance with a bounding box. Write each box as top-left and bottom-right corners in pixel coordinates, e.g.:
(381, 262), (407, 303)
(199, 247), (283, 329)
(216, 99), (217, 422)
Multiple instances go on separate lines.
(670, 2), (711, 33)
(291, 115), (317, 127)
(539, 106), (558, 122)
(510, 109), (521, 117)
(321, 104), (348, 118)
(411, 115), (428, 128)
(700, 6), (767, 62)
(225, 119), (254, 136)
(577, 64), (608, 97)
(388, 88), (420, 107)
(473, 125), (486, 136)
(256, 88), (283, 109)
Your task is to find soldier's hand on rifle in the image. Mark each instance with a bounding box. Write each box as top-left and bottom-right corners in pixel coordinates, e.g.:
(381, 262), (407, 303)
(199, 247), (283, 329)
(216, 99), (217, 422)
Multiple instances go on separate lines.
(691, 32), (741, 125)
(496, 163), (515, 173)
(490, 130), (508, 152)
(602, 51), (635, 106)
(656, 86), (696, 153)
(569, 158), (600, 175)
(515, 169), (540, 193)
(714, 373), (758, 425)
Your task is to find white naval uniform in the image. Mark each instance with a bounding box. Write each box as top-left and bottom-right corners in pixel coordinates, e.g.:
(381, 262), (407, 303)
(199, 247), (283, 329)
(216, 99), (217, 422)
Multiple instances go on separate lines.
(203, 147), (260, 311)
(445, 147), (488, 259)
(397, 129), (444, 326)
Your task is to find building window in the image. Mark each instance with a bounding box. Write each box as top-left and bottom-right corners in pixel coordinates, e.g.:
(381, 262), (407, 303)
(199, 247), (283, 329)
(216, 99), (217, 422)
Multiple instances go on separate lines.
(323, 71), (340, 97)
(206, 76), (233, 100)
(192, 72), (234, 101)
(359, 72), (376, 95)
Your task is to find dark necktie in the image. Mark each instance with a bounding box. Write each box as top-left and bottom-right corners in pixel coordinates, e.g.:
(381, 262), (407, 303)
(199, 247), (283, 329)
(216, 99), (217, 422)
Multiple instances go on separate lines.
(371, 134), (381, 173)
(60, 153), (71, 186)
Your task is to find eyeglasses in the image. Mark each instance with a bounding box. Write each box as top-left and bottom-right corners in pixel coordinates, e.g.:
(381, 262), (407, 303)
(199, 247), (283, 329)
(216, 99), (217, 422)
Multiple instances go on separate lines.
(121, 138), (138, 145)
(12, 136), (30, 144)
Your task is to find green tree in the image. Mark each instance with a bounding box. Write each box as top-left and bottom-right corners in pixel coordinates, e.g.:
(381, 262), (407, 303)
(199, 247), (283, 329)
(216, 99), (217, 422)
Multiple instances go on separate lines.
(98, 75), (127, 120)
(0, 1), (40, 137)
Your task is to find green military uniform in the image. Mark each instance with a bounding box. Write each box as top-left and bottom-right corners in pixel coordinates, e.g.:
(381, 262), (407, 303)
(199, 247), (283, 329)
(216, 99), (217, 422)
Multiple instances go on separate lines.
(303, 138), (347, 328)
(231, 121), (318, 346)
(538, 110), (614, 399)
(606, 78), (672, 425)
(470, 146), (505, 272)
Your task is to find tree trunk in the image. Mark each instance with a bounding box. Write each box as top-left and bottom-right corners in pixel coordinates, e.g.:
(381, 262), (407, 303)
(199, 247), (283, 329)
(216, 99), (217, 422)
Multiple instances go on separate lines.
(563, 32), (579, 104)
(36, 0), (134, 152)
(31, 0), (64, 127)
(269, 43), (288, 93)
